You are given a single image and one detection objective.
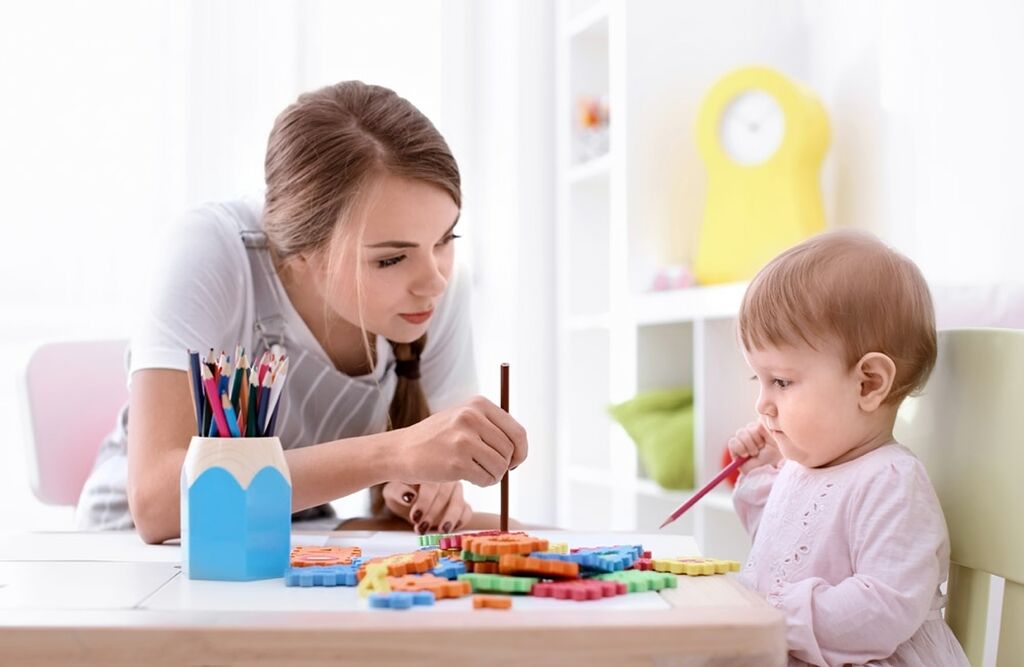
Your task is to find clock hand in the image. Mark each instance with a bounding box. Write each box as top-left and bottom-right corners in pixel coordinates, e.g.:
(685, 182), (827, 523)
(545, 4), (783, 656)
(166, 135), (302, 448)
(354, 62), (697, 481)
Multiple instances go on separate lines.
(746, 103), (778, 133)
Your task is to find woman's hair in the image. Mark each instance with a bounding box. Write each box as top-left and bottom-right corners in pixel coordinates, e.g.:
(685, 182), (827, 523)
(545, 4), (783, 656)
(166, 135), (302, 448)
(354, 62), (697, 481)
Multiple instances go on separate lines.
(262, 81), (460, 514)
(738, 229), (937, 406)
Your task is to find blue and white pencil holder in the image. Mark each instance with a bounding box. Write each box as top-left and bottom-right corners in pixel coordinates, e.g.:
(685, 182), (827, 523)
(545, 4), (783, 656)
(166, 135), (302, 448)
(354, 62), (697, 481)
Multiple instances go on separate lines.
(180, 436), (291, 581)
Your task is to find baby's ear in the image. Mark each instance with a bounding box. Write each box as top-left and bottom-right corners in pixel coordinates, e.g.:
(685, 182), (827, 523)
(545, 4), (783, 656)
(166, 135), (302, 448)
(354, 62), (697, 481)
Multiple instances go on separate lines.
(856, 352), (896, 412)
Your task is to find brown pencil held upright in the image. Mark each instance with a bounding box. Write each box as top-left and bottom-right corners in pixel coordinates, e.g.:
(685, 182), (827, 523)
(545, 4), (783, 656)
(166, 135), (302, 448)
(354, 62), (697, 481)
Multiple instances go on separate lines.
(500, 363), (509, 532)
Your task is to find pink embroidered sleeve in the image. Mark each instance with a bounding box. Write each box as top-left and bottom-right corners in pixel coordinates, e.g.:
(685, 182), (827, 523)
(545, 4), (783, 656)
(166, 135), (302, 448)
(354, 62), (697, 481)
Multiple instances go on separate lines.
(774, 458), (947, 665)
(732, 463), (780, 539)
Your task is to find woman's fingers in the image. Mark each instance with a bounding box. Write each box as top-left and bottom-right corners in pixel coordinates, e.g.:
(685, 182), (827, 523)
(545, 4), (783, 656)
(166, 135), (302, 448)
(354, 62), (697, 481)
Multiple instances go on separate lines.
(382, 481), (417, 518)
(477, 398), (529, 468)
(433, 483), (467, 533)
(409, 482), (439, 529)
(455, 502), (473, 532)
(417, 482), (456, 534)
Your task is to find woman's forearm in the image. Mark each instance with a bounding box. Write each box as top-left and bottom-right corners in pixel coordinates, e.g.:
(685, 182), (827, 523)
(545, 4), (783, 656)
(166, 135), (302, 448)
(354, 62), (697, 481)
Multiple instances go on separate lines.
(286, 430), (405, 513)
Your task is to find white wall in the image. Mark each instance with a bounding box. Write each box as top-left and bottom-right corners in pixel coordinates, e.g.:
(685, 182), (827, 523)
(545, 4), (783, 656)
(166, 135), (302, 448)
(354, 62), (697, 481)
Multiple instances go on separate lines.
(796, 0), (1024, 284)
(442, 0), (558, 525)
(0, 0), (454, 531)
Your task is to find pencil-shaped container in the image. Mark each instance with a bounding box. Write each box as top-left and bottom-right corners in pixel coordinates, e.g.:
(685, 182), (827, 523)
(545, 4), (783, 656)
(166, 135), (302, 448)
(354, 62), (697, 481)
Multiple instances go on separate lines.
(180, 436), (291, 581)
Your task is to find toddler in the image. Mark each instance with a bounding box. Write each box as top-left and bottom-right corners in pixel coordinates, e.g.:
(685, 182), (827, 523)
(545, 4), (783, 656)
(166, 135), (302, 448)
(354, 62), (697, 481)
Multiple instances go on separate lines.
(729, 230), (969, 666)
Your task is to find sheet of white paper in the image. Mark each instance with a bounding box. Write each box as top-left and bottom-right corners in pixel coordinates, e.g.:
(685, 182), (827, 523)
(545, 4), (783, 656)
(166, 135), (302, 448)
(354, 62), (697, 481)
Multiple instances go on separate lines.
(0, 531), (334, 563)
(0, 562), (179, 610)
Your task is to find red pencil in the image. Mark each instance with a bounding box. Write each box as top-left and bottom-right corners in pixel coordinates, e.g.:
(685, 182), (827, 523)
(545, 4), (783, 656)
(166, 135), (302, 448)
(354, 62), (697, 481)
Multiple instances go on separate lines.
(200, 363), (231, 438)
(659, 455), (749, 529)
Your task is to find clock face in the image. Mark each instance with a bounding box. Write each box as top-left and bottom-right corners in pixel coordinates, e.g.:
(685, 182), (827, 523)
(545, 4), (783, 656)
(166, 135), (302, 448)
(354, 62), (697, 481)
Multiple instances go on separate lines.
(719, 90), (785, 165)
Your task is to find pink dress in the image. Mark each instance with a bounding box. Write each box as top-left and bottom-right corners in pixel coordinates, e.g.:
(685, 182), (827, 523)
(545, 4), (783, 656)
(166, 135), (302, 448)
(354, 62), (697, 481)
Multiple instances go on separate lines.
(733, 443), (970, 666)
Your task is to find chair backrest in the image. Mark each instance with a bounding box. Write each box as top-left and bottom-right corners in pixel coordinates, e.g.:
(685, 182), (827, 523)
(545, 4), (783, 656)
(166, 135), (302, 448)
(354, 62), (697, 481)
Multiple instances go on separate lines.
(22, 339), (129, 506)
(895, 328), (1024, 666)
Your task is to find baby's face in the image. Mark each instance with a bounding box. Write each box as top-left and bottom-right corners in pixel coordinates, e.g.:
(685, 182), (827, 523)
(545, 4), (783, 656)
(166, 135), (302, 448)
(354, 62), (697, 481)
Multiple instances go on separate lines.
(743, 339), (869, 468)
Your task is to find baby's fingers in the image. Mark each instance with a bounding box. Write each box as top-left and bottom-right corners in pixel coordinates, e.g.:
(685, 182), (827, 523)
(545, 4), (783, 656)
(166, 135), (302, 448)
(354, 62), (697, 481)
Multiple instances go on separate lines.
(730, 431), (759, 459)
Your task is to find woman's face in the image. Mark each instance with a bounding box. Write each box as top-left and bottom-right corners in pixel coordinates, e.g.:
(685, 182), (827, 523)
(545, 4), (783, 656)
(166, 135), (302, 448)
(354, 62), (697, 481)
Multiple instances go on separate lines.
(312, 172), (460, 343)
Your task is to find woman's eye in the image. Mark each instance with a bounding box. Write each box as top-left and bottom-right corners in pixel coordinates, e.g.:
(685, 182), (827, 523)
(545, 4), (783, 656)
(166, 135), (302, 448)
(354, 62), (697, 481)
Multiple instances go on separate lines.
(377, 255), (405, 268)
(438, 233), (461, 246)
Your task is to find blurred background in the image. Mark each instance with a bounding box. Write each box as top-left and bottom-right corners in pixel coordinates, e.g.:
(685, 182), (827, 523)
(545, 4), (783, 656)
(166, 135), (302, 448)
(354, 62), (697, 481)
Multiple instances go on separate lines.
(2, 0), (1023, 551)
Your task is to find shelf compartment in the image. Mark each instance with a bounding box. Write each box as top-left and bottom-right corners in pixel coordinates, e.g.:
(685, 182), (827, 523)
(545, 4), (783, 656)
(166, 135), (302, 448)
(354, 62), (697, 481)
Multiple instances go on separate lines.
(695, 318), (759, 485)
(565, 178), (610, 318)
(564, 328), (612, 469)
(635, 321), (693, 393)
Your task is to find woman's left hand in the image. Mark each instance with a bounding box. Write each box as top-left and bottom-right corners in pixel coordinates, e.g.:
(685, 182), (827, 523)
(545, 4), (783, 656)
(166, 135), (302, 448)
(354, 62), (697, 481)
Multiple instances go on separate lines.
(382, 481), (473, 534)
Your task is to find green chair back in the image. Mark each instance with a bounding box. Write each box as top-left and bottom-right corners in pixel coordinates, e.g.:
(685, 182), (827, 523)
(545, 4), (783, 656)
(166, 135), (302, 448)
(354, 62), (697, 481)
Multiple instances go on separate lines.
(896, 328), (1024, 666)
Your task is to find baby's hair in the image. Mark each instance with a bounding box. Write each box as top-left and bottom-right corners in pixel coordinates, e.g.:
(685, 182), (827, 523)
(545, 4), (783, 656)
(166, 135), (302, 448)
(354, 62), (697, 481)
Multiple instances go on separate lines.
(738, 229), (936, 405)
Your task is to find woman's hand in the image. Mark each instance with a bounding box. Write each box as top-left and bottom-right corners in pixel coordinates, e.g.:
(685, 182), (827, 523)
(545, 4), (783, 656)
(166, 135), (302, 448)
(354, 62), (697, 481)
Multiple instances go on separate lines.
(728, 421), (782, 474)
(395, 396), (528, 487)
(383, 481), (473, 534)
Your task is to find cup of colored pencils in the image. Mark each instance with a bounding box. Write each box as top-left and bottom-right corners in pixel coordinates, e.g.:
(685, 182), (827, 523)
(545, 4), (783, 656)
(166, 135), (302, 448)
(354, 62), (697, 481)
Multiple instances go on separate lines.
(180, 346), (292, 581)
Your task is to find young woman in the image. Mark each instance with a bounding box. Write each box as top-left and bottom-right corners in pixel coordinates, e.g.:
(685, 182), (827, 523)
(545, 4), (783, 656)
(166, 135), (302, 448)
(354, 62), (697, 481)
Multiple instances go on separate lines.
(76, 81), (528, 544)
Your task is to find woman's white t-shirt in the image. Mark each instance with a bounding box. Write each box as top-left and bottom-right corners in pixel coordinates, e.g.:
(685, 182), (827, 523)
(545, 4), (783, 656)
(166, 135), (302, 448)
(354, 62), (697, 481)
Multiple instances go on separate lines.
(75, 197), (478, 530)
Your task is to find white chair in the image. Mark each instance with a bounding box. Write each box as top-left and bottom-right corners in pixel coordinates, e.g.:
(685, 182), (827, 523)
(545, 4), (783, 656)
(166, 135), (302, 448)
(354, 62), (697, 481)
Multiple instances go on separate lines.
(22, 340), (129, 506)
(896, 328), (1024, 665)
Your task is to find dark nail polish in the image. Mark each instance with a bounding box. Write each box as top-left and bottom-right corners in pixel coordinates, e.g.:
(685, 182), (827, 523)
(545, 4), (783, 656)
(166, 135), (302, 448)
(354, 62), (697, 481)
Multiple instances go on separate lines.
(441, 522), (452, 533)
(412, 510), (422, 523)
(402, 492), (415, 504)
(417, 521), (429, 534)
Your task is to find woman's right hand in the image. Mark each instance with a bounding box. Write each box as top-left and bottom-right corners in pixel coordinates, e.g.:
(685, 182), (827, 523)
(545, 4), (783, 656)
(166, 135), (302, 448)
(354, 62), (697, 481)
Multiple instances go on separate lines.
(728, 421), (782, 474)
(396, 396), (528, 487)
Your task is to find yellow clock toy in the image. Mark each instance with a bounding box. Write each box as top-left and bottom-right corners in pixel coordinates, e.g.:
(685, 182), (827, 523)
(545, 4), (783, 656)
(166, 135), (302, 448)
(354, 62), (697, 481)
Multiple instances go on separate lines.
(694, 66), (829, 285)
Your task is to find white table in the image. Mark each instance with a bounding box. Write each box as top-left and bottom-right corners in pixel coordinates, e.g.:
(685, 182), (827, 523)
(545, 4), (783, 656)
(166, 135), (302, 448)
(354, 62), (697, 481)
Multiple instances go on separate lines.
(0, 530), (785, 666)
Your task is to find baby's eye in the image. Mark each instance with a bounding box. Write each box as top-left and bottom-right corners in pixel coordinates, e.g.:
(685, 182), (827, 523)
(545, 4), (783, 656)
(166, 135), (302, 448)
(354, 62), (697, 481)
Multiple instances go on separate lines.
(772, 378), (791, 389)
(376, 255), (406, 268)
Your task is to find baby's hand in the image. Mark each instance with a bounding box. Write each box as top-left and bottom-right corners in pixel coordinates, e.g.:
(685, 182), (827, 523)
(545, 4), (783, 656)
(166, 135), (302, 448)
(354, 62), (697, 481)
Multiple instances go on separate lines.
(728, 421), (782, 473)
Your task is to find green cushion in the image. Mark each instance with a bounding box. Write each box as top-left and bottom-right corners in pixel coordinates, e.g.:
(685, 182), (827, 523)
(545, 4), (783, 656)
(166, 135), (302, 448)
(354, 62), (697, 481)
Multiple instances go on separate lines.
(608, 387), (694, 490)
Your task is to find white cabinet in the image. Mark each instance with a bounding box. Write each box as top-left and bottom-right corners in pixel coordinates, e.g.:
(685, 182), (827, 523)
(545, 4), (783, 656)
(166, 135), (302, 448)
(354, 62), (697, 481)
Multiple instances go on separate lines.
(553, 0), (763, 562)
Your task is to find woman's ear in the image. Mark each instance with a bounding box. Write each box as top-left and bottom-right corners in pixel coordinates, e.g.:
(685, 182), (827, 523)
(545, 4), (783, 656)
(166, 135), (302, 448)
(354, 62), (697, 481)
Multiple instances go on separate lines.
(856, 352), (896, 412)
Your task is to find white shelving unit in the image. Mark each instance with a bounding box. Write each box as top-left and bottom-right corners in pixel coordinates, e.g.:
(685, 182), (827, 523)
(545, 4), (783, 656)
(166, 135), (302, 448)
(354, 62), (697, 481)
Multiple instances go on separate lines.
(554, 0), (761, 562)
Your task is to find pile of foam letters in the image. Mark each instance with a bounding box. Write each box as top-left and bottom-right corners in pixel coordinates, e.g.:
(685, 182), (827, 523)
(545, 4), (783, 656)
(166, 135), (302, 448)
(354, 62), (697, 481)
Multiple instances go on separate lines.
(284, 530), (740, 610)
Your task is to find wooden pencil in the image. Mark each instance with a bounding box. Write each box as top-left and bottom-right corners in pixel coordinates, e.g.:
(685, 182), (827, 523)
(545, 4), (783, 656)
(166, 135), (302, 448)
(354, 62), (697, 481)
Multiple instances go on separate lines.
(500, 363), (509, 532)
(200, 363), (231, 438)
(186, 350), (202, 436)
(658, 454), (749, 529)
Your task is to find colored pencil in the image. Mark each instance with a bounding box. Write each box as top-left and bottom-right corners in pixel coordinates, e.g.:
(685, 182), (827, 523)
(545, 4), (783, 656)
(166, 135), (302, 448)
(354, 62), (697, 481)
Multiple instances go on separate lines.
(200, 364), (231, 438)
(221, 393), (241, 438)
(658, 455), (749, 529)
(263, 357), (288, 435)
(238, 367), (249, 437)
(500, 363), (509, 533)
(187, 350), (203, 436)
(186, 347), (288, 439)
(230, 353), (246, 409)
(247, 372), (259, 437)
(256, 373), (271, 437)
(265, 399), (280, 437)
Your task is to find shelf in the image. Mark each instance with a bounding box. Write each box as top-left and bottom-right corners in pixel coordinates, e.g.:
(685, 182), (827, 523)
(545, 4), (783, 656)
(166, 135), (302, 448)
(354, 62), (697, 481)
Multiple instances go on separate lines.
(635, 479), (735, 513)
(631, 282), (749, 325)
(566, 152), (611, 185)
(564, 0), (608, 40)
